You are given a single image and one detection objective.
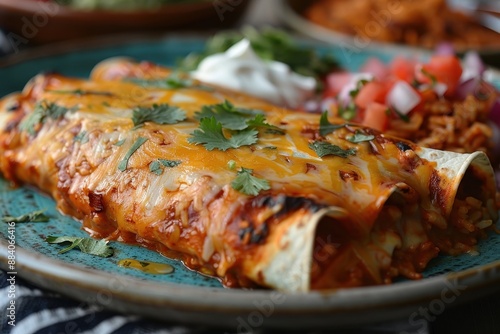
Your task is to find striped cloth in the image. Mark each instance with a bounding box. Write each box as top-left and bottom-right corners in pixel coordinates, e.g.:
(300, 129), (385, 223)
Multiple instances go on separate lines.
(0, 269), (429, 334)
(0, 270), (214, 334)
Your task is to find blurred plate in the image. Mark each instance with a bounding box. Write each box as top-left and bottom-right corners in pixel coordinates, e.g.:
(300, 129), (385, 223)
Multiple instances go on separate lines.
(0, 0), (251, 45)
(277, 0), (500, 67)
(0, 34), (500, 330)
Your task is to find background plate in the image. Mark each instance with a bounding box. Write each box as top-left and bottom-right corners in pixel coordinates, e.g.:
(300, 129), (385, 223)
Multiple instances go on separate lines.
(1, 35), (500, 330)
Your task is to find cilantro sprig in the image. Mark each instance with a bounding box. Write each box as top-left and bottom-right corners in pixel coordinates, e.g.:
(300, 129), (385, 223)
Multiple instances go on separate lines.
(149, 159), (181, 175)
(19, 101), (77, 135)
(74, 131), (89, 143)
(45, 236), (113, 257)
(346, 130), (375, 143)
(189, 101), (283, 151)
(309, 141), (356, 158)
(188, 117), (258, 151)
(319, 111), (345, 136)
(118, 137), (148, 171)
(231, 167), (270, 196)
(129, 73), (195, 90)
(132, 104), (186, 128)
(2, 209), (49, 223)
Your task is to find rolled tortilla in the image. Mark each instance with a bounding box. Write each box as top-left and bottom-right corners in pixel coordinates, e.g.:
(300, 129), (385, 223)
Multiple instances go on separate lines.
(0, 59), (497, 292)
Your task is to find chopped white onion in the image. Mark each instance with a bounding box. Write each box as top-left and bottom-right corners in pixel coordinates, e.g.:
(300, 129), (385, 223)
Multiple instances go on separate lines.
(386, 81), (421, 115)
(460, 51), (486, 83)
(337, 73), (373, 105)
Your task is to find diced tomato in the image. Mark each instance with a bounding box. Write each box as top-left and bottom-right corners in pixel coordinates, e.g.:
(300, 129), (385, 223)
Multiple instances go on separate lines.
(416, 55), (463, 94)
(360, 58), (388, 81)
(390, 57), (417, 83)
(325, 72), (353, 97)
(362, 102), (389, 132)
(354, 82), (387, 109)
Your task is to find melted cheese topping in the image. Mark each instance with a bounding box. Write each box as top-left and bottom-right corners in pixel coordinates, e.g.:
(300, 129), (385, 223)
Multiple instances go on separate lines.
(0, 59), (496, 291)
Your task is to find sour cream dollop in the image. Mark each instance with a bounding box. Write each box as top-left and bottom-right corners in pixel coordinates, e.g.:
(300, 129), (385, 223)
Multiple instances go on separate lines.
(191, 39), (317, 109)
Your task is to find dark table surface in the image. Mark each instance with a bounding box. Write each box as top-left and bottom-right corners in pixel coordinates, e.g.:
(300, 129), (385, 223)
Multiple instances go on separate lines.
(1, 1), (500, 333)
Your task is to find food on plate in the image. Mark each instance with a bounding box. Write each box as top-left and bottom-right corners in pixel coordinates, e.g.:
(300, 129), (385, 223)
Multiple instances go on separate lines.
(0, 58), (498, 291)
(304, 0), (500, 49)
(183, 29), (500, 163)
(322, 51), (500, 164)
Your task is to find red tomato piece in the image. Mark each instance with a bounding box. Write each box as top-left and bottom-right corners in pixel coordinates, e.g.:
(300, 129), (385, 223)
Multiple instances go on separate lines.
(390, 57), (417, 83)
(417, 55), (463, 94)
(354, 82), (387, 109)
(362, 102), (389, 132)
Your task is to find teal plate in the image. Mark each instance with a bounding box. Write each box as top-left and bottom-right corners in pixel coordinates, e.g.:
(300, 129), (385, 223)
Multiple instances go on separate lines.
(0, 34), (500, 330)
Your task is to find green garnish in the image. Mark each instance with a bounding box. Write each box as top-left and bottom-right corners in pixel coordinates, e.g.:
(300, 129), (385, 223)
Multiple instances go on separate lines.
(47, 89), (114, 97)
(129, 73), (193, 90)
(114, 139), (126, 146)
(309, 141), (356, 158)
(149, 159), (181, 175)
(19, 101), (77, 135)
(179, 27), (338, 79)
(45, 236), (113, 257)
(132, 104), (186, 128)
(319, 111), (345, 136)
(392, 108), (410, 123)
(246, 114), (285, 134)
(231, 167), (270, 196)
(337, 103), (357, 121)
(420, 68), (437, 86)
(347, 130), (375, 143)
(349, 79), (369, 98)
(188, 117), (258, 151)
(74, 131), (89, 143)
(118, 137), (148, 171)
(195, 100), (284, 134)
(2, 209), (49, 223)
(195, 100), (259, 131)
(227, 160), (237, 170)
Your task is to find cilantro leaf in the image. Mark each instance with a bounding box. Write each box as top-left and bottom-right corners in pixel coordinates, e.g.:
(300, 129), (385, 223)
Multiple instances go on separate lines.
(19, 101), (77, 135)
(114, 139), (126, 146)
(319, 111), (345, 136)
(391, 108), (410, 123)
(74, 131), (89, 143)
(246, 114), (285, 134)
(309, 141), (356, 158)
(149, 159), (181, 175)
(45, 235), (114, 257)
(47, 89), (114, 97)
(188, 117), (258, 151)
(118, 137), (148, 171)
(128, 72), (194, 89)
(2, 209), (49, 223)
(231, 167), (270, 196)
(337, 103), (357, 121)
(132, 104), (186, 128)
(347, 130), (375, 143)
(420, 68), (437, 86)
(195, 100), (261, 131)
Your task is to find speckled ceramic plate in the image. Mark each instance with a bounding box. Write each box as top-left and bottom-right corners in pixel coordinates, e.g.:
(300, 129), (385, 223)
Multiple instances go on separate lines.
(0, 35), (500, 330)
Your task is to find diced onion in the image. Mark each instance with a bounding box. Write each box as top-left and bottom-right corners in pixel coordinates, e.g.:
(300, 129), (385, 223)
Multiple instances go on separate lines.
(386, 81), (421, 115)
(461, 51), (486, 83)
